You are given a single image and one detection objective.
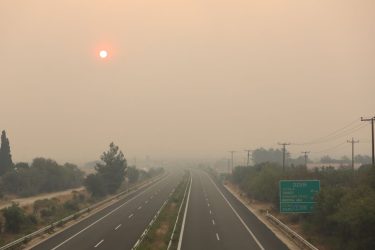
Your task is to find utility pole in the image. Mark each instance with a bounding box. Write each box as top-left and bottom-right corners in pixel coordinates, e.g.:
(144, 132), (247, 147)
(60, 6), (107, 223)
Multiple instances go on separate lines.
(244, 149), (252, 167)
(301, 151), (310, 168)
(227, 158), (230, 174)
(361, 116), (375, 166)
(347, 138), (359, 170)
(229, 151), (236, 173)
(278, 143), (291, 172)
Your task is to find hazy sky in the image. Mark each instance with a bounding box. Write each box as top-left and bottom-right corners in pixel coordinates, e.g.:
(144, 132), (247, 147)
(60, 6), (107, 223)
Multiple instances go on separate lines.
(1, 0), (374, 164)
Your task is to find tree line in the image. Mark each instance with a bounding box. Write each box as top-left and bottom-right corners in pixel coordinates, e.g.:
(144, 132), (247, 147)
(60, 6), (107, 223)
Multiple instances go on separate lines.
(0, 131), (164, 199)
(0, 131), (84, 197)
(251, 147), (371, 165)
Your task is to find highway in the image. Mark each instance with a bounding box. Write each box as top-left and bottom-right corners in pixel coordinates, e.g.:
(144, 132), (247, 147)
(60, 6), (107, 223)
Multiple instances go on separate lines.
(179, 169), (288, 250)
(31, 171), (184, 250)
(30, 169), (289, 250)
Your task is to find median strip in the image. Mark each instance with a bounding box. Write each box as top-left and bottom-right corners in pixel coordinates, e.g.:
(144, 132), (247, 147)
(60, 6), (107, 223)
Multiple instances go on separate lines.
(133, 171), (190, 250)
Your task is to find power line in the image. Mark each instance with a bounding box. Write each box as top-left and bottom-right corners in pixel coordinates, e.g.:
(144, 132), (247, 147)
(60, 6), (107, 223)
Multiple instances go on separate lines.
(311, 141), (348, 154)
(293, 119), (366, 145)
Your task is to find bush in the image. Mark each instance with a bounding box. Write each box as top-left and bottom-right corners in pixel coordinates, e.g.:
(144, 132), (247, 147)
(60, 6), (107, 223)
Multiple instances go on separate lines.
(2, 203), (26, 233)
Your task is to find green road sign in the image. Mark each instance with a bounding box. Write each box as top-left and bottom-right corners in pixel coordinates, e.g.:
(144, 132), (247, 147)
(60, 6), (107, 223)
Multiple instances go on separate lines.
(279, 180), (320, 213)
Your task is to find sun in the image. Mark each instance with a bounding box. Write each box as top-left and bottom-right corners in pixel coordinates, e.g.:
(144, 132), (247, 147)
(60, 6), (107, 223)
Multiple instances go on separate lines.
(99, 50), (108, 59)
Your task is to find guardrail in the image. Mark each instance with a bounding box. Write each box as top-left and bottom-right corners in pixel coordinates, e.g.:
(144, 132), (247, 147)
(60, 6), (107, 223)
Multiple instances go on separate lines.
(0, 173), (166, 250)
(265, 211), (319, 250)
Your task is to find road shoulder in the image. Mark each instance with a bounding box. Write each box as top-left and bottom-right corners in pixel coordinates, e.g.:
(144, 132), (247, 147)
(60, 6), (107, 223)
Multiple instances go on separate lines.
(224, 182), (299, 250)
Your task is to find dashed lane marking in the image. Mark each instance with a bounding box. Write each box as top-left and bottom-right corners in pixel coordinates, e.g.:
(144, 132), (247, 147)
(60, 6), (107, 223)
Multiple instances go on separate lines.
(94, 239), (104, 248)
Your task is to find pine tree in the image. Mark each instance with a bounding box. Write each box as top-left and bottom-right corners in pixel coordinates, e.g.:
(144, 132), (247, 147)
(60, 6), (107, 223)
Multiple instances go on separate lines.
(0, 130), (14, 176)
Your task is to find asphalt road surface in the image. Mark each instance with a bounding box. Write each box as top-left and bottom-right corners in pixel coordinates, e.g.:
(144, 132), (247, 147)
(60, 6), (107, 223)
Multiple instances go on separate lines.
(31, 169), (288, 250)
(31, 171), (184, 250)
(179, 169), (288, 250)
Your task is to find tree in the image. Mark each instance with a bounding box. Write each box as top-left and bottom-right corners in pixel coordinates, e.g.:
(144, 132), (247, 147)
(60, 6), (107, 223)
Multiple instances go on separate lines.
(0, 130), (13, 176)
(127, 166), (139, 183)
(85, 143), (127, 196)
(84, 174), (106, 197)
(14, 162), (29, 170)
(252, 148), (286, 165)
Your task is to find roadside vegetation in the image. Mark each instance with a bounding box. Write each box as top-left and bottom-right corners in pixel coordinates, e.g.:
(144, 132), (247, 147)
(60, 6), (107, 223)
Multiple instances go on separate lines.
(0, 135), (165, 247)
(137, 171), (189, 250)
(228, 161), (375, 249)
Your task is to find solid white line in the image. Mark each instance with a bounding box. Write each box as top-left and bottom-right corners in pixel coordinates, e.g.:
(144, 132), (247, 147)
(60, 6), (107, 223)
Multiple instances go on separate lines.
(206, 173), (265, 250)
(114, 224), (121, 230)
(94, 239), (104, 248)
(50, 176), (168, 250)
(177, 172), (193, 250)
(216, 233), (220, 241)
(212, 219), (215, 225)
(129, 214), (134, 219)
(138, 206), (142, 210)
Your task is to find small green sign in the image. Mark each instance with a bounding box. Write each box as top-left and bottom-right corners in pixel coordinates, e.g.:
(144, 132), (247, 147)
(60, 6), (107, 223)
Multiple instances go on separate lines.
(279, 180), (320, 213)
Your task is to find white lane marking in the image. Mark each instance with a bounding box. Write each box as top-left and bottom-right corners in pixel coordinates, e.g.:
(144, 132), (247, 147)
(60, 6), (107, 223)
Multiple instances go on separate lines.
(94, 239), (104, 248)
(50, 175), (168, 250)
(207, 203), (210, 207)
(212, 219), (215, 225)
(145, 200), (148, 204)
(138, 206), (142, 210)
(216, 233), (220, 241)
(206, 173), (265, 250)
(129, 213), (134, 219)
(114, 224), (122, 230)
(209, 210), (212, 214)
(177, 172), (193, 250)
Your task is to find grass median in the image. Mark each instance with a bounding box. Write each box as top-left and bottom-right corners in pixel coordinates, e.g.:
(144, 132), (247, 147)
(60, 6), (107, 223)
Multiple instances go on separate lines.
(137, 171), (190, 250)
